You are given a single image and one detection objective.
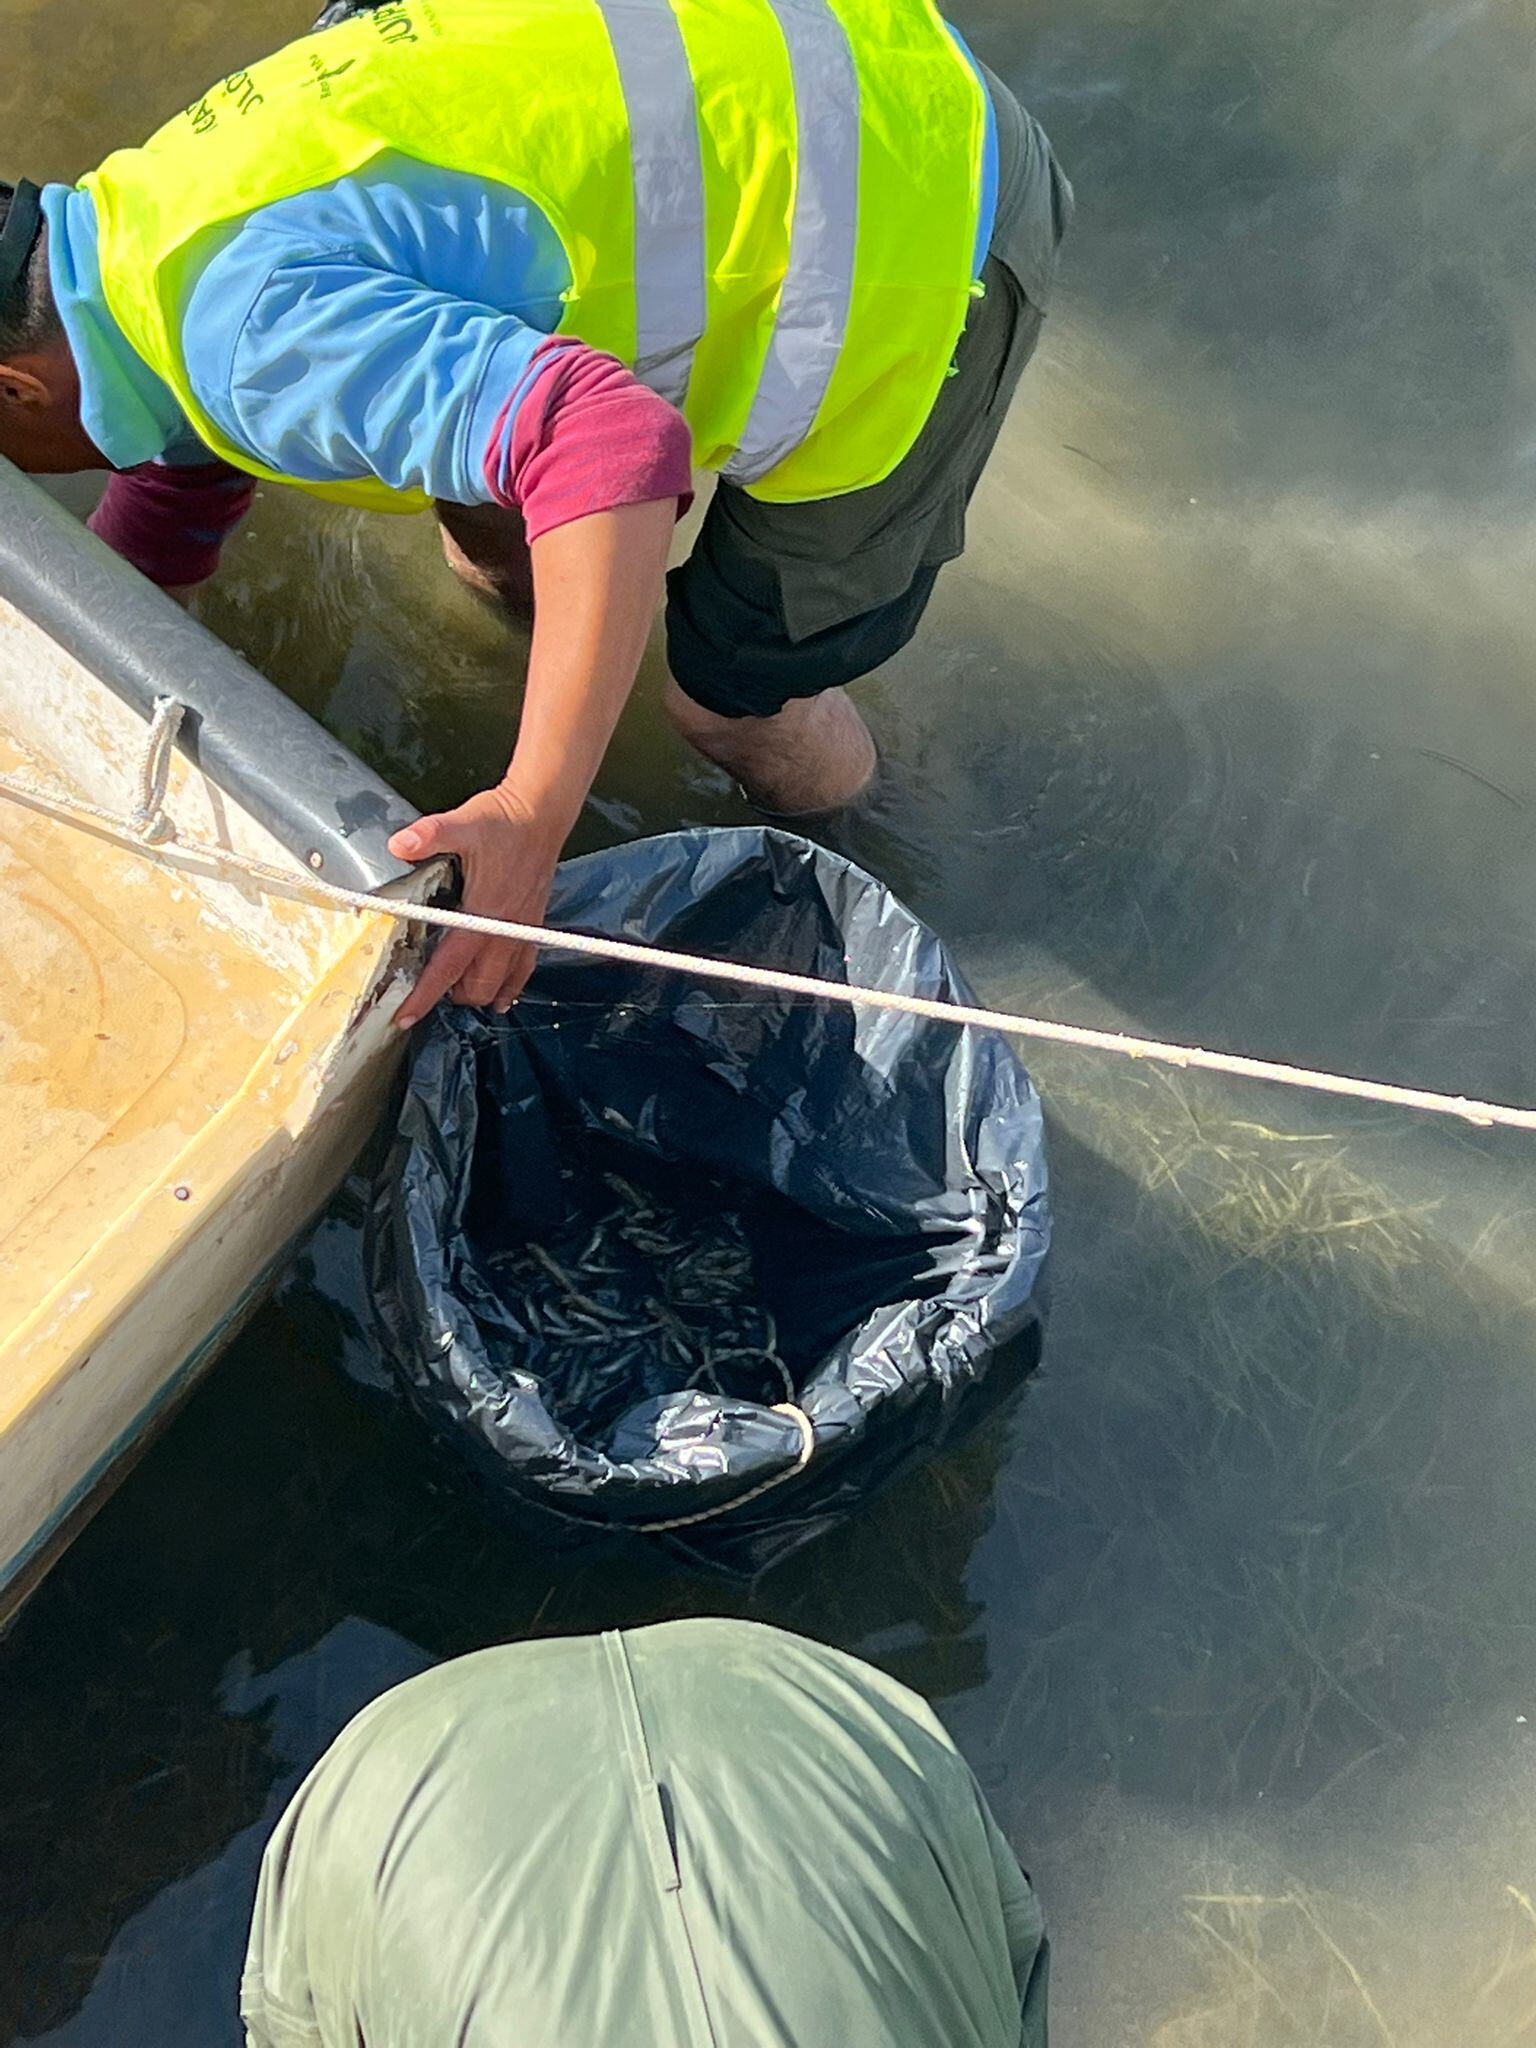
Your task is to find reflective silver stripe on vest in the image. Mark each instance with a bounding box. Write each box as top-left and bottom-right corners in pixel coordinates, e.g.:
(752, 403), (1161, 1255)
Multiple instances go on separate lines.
(723, 0), (861, 486)
(593, 0), (707, 408)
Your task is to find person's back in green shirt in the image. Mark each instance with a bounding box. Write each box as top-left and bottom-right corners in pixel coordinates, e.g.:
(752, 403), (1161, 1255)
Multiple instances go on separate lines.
(241, 1619), (1049, 2047)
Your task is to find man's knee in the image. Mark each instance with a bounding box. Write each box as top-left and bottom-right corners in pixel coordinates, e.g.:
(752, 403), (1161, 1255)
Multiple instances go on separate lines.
(662, 674), (744, 741)
(435, 503), (535, 615)
(439, 524), (502, 601)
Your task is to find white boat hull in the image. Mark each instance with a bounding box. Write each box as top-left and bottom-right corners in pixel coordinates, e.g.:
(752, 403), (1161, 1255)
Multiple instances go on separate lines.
(0, 459), (436, 1626)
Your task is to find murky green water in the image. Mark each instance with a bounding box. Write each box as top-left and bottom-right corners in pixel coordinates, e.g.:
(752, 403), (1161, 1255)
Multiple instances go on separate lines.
(5, 1), (1536, 2041)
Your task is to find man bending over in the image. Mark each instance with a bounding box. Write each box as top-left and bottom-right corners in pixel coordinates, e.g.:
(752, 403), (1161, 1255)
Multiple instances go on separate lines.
(0, 0), (1070, 1018)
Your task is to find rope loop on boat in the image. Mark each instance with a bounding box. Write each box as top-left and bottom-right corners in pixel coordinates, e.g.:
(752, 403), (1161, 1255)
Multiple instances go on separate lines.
(4, 722), (1536, 1136)
(128, 695), (185, 845)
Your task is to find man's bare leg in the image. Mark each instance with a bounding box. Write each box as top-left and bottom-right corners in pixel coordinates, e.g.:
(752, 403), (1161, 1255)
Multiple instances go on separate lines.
(438, 505), (877, 814)
(662, 678), (877, 816)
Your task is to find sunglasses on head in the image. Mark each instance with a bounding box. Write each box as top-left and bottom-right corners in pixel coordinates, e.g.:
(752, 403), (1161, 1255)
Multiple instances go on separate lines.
(0, 179), (44, 312)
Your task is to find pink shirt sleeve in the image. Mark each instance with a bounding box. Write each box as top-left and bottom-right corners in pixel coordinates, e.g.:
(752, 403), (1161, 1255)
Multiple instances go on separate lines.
(87, 343), (689, 585)
(88, 460), (256, 588)
(481, 339), (694, 544)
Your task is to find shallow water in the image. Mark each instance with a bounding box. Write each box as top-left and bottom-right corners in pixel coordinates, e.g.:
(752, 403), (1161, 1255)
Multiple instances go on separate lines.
(5, 1), (1536, 2041)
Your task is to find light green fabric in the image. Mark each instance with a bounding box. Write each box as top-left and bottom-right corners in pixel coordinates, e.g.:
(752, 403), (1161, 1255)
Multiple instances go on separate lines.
(241, 1619), (1048, 2047)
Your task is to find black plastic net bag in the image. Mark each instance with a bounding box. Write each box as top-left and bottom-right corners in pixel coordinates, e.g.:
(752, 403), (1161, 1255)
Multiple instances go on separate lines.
(367, 828), (1050, 1576)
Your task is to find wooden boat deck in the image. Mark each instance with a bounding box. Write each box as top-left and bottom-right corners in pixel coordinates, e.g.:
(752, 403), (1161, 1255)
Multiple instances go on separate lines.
(0, 727), (304, 1350)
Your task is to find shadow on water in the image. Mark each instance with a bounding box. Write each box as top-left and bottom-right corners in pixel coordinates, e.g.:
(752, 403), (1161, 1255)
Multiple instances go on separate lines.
(5, 0), (1536, 2042)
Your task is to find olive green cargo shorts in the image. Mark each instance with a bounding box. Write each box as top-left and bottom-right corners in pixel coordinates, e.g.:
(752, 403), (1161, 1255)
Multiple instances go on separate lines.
(665, 70), (1071, 718)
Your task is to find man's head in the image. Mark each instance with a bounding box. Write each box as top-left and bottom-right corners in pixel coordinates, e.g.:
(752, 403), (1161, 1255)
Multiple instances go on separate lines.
(0, 181), (96, 472)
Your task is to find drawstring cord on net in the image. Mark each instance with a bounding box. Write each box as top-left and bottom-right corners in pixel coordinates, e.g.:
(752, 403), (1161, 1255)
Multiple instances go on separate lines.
(630, 1404), (816, 1533)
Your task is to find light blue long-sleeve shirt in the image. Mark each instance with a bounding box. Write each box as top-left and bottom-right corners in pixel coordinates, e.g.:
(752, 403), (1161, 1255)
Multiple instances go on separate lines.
(45, 46), (1000, 499)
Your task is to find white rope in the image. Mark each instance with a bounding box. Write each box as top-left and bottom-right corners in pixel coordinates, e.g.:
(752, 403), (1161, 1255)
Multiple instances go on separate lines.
(3, 753), (1536, 1135)
(128, 694), (184, 844)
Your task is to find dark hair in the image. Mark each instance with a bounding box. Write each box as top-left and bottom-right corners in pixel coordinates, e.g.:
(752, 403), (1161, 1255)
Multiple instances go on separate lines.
(0, 182), (60, 359)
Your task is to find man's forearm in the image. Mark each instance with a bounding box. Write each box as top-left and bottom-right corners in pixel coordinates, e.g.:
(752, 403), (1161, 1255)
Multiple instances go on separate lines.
(499, 497), (677, 843)
(388, 494), (682, 1024)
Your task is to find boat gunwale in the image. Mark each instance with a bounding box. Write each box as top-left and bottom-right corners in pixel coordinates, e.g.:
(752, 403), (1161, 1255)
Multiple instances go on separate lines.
(0, 456), (421, 893)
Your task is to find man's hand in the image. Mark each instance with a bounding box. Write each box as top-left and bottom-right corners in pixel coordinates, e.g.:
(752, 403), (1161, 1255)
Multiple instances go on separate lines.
(388, 786), (561, 1024)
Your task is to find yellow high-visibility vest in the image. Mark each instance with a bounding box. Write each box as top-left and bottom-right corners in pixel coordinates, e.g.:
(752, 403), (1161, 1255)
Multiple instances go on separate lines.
(81, 0), (986, 514)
